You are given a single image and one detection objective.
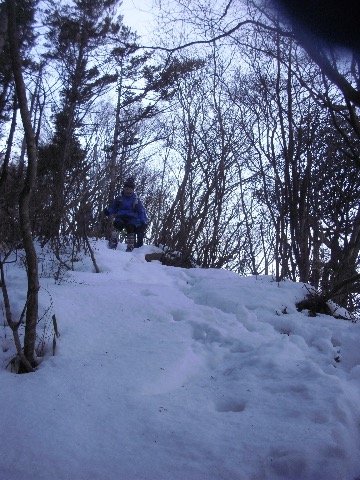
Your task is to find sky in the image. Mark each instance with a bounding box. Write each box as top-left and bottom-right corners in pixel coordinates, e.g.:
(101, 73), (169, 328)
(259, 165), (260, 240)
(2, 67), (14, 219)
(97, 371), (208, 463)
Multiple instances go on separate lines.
(120, 0), (156, 40)
(1, 239), (360, 479)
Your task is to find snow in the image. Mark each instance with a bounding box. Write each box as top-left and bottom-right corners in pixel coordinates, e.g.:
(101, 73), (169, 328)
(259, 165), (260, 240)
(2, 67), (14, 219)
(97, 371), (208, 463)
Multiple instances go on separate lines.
(1, 240), (360, 480)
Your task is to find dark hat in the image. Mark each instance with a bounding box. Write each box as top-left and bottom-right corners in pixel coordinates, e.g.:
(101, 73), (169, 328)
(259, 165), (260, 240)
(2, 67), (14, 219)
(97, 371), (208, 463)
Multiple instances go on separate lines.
(124, 177), (135, 189)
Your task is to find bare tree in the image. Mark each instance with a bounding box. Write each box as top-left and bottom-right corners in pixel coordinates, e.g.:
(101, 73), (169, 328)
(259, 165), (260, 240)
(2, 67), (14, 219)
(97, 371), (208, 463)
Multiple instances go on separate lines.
(158, 48), (246, 268)
(6, 0), (39, 370)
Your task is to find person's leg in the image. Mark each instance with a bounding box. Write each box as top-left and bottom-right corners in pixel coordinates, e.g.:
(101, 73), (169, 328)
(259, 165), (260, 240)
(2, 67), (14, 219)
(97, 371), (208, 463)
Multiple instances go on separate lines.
(110, 218), (127, 249)
(135, 226), (145, 248)
(125, 223), (136, 251)
(108, 219), (125, 249)
(113, 219), (125, 231)
(108, 230), (118, 249)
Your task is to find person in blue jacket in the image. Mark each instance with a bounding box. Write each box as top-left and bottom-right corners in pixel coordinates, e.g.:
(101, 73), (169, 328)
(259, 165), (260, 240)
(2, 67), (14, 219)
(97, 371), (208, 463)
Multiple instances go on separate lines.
(135, 206), (148, 248)
(104, 177), (147, 251)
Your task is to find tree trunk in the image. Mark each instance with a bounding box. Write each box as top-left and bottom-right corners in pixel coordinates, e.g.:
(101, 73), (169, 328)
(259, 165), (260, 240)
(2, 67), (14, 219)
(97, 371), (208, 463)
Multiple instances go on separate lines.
(6, 0), (39, 368)
(0, 95), (17, 190)
(0, 3), (7, 52)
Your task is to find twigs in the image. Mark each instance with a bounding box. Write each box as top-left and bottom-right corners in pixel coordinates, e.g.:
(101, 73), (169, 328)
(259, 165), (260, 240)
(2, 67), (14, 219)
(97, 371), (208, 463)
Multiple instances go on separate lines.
(1, 257), (35, 372)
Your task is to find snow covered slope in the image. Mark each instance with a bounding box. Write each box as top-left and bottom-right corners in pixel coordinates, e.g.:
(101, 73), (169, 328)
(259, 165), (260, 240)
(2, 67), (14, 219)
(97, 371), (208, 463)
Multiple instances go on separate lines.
(1, 240), (360, 479)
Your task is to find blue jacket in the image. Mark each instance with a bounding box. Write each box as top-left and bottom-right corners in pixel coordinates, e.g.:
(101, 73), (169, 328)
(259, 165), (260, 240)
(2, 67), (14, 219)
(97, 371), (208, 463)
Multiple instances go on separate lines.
(108, 191), (147, 226)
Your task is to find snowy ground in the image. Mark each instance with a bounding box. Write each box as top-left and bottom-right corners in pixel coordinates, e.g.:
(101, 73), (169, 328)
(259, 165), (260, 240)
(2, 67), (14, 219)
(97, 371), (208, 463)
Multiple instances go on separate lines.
(1, 240), (360, 480)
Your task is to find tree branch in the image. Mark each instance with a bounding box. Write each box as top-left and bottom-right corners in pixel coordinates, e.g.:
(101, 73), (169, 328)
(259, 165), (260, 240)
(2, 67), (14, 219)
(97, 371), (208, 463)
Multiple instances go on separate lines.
(139, 19), (290, 53)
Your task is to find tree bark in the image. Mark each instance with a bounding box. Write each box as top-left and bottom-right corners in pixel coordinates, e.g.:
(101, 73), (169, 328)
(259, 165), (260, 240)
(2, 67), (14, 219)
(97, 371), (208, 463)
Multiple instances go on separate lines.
(0, 3), (7, 52)
(6, 0), (39, 367)
(0, 96), (17, 190)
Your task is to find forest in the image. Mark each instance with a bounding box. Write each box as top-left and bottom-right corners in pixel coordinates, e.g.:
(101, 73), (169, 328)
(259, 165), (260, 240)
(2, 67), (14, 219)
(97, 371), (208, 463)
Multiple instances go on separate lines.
(0, 0), (359, 371)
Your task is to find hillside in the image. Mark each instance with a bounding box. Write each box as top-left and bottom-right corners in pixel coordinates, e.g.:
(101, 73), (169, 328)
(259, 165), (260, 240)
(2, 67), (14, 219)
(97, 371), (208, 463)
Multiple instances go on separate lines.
(1, 240), (360, 480)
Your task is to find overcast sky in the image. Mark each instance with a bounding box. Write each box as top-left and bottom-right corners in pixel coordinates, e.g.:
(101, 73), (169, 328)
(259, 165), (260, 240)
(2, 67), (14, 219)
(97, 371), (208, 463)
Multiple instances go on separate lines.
(120, 0), (156, 39)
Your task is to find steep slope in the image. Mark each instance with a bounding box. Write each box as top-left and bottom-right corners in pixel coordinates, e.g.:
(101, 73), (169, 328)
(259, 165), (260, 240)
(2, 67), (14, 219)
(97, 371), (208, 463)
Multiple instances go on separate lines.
(0, 240), (360, 480)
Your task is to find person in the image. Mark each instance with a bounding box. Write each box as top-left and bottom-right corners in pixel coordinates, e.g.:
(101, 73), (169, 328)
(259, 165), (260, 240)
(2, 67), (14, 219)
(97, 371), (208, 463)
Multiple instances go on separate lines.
(135, 207), (148, 248)
(104, 177), (148, 251)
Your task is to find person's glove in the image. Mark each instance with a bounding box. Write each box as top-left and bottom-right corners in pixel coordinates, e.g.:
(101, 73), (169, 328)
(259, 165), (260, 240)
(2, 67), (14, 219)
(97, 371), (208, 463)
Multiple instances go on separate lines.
(103, 208), (109, 216)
